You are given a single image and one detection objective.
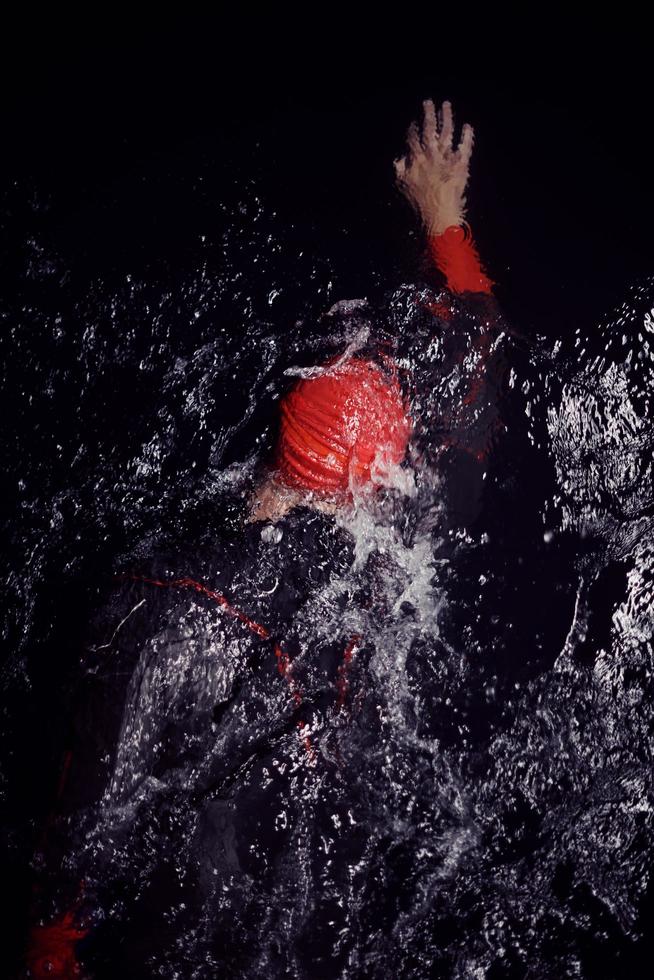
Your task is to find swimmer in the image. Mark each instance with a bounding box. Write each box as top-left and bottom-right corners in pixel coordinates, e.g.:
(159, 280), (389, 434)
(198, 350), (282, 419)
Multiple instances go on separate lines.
(247, 98), (494, 525)
(25, 98), (500, 978)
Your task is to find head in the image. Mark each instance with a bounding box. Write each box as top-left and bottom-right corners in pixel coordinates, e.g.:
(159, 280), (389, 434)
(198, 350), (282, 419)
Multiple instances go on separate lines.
(248, 356), (413, 523)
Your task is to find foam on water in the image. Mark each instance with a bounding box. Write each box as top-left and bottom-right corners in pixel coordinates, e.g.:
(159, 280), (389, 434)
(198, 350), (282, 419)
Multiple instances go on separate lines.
(3, 181), (654, 977)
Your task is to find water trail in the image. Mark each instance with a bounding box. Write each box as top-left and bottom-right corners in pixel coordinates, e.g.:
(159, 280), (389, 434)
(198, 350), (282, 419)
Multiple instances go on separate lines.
(3, 172), (654, 977)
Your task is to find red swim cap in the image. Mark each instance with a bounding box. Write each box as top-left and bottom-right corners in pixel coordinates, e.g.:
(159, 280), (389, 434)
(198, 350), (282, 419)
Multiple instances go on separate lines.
(274, 357), (412, 494)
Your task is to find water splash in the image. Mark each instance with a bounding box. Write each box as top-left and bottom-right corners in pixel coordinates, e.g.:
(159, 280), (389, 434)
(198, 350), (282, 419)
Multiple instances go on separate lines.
(3, 174), (654, 977)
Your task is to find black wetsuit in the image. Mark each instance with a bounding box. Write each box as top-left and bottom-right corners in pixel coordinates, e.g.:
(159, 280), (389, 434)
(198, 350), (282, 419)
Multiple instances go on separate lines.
(27, 283), (578, 980)
(33, 499), (445, 977)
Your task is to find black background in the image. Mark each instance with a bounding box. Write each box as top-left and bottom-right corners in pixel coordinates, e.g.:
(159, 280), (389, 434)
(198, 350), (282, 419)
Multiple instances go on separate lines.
(2, 13), (653, 337)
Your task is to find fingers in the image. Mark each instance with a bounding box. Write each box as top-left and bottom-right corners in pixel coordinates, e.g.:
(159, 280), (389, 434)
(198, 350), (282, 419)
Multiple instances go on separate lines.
(406, 120), (421, 160)
(458, 122), (474, 164)
(439, 100), (454, 149)
(421, 99), (438, 147)
(393, 156), (406, 181)
(400, 99), (473, 168)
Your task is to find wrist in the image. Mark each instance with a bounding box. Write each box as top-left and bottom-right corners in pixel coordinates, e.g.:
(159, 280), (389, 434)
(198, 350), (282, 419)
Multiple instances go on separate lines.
(399, 184), (466, 235)
(426, 219), (470, 241)
(423, 208), (466, 238)
(426, 222), (494, 295)
(422, 204), (466, 238)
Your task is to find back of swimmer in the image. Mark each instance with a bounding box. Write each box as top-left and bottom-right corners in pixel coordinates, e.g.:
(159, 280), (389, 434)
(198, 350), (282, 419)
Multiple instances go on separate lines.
(248, 98), (495, 525)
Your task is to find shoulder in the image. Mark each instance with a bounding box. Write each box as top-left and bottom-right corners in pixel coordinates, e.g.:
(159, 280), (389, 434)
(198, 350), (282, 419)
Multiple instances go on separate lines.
(83, 528), (251, 678)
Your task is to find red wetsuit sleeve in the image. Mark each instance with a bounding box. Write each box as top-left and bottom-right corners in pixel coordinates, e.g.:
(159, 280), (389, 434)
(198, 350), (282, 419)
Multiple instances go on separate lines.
(426, 223), (494, 295)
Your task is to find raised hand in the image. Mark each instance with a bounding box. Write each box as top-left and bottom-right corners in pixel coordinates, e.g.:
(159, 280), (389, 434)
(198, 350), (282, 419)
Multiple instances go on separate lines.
(394, 99), (474, 236)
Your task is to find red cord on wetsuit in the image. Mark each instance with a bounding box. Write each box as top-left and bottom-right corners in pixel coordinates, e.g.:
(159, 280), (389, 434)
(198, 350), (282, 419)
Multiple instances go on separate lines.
(427, 223), (494, 295)
(26, 902), (88, 979)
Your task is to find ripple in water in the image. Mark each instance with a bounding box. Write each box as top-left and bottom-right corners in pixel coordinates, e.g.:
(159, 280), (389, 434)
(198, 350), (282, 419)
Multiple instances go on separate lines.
(3, 182), (654, 978)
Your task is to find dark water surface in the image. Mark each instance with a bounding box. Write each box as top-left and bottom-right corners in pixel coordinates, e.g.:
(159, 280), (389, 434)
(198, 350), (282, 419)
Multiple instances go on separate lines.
(2, 26), (654, 979)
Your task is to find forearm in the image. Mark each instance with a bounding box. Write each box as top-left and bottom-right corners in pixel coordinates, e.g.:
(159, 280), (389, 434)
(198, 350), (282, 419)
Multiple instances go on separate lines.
(394, 100), (493, 296)
(407, 148), (494, 295)
(426, 222), (494, 296)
